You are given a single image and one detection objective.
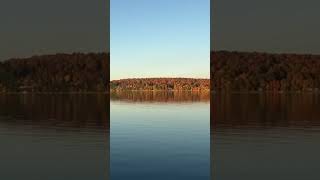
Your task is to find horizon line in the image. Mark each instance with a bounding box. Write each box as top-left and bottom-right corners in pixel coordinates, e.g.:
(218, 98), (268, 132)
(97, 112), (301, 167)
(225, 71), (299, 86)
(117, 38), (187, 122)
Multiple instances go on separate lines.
(110, 77), (210, 81)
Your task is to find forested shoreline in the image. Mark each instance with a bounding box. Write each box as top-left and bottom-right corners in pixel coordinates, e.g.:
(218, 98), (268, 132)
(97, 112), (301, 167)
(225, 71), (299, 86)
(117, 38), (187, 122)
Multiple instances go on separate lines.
(2, 51), (320, 93)
(0, 53), (109, 93)
(110, 78), (210, 91)
(211, 51), (320, 92)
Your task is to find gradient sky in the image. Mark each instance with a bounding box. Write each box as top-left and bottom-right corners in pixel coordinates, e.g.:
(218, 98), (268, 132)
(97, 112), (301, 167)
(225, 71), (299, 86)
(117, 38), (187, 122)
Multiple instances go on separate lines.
(0, 0), (109, 61)
(212, 0), (320, 54)
(111, 0), (210, 80)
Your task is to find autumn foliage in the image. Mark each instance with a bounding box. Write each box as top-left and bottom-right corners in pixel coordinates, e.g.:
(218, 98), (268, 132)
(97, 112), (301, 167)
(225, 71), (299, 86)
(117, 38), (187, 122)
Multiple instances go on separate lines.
(0, 53), (109, 92)
(211, 51), (320, 92)
(110, 78), (210, 91)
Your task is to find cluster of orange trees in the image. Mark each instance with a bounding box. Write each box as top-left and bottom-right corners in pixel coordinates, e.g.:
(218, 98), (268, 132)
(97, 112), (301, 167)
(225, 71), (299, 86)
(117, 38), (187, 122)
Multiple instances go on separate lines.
(110, 78), (210, 91)
(0, 53), (109, 92)
(211, 51), (320, 92)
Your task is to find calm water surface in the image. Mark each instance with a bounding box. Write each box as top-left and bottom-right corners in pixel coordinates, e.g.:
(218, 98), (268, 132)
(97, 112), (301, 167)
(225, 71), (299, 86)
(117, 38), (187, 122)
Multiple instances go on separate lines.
(212, 93), (320, 180)
(3, 92), (318, 179)
(110, 91), (210, 179)
(0, 94), (109, 180)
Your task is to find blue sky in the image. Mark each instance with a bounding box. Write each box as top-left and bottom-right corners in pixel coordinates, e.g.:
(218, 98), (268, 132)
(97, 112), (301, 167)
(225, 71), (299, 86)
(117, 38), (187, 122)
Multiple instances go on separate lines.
(111, 0), (210, 80)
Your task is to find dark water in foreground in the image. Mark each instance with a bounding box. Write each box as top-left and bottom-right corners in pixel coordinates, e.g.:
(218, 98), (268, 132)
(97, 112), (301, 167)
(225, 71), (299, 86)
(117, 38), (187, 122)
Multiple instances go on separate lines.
(212, 93), (320, 180)
(0, 94), (109, 180)
(2, 92), (320, 179)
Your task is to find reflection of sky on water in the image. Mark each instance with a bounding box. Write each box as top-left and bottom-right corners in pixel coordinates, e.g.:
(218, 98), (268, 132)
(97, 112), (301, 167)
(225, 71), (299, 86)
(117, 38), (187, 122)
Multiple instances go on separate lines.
(111, 101), (210, 179)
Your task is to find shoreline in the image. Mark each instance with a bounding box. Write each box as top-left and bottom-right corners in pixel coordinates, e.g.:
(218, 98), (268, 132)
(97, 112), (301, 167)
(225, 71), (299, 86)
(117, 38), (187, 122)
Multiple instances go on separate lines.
(0, 92), (110, 95)
(1, 90), (320, 94)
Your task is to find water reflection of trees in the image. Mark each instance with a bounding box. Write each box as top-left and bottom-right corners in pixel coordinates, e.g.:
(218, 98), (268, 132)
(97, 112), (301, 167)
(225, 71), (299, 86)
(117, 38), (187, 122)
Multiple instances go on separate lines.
(0, 94), (110, 130)
(211, 93), (320, 129)
(110, 91), (210, 103)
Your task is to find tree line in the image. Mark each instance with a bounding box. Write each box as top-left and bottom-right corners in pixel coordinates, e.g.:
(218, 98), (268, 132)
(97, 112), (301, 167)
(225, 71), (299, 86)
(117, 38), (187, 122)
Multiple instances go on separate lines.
(211, 51), (320, 92)
(110, 78), (210, 91)
(0, 53), (109, 93)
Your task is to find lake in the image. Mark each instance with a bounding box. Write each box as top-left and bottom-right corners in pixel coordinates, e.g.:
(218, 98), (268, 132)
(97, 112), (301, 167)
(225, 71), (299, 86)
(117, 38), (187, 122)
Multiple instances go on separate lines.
(110, 91), (210, 179)
(2, 92), (319, 179)
(0, 94), (109, 180)
(212, 93), (320, 180)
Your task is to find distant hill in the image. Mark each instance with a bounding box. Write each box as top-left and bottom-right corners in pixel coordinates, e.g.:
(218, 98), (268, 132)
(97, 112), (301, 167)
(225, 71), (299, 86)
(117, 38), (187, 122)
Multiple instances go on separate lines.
(211, 51), (320, 92)
(6, 50), (319, 93)
(110, 78), (210, 91)
(0, 53), (109, 93)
